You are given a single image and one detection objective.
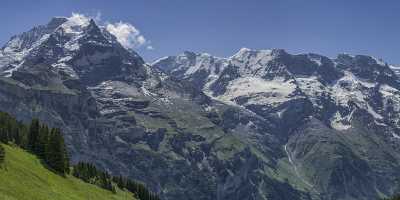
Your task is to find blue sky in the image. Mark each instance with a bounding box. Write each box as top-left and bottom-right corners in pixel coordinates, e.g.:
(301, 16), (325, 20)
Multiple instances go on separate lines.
(1, 0), (399, 63)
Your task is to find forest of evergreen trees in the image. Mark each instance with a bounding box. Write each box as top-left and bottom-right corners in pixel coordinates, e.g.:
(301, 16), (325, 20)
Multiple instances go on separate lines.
(386, 195), (400, 200)
(113, 175), (160, 200)
(0, 113), (69, 175)
(72, 162), (115, 193)
(0, 111), (160, 200)
(72, 162), (160, 200)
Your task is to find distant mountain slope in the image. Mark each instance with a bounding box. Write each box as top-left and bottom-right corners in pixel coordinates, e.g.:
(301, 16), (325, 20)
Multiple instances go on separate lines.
(0, 144), (135, 200)
(153, 49), (400, 200)
(0, 15), (258, 200)
(1, 14), (400, 200)
(152, 48), (400, 135)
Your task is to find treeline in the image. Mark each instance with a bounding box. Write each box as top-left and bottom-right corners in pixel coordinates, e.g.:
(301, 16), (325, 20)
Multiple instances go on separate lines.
(72, 162), (115, 193)
(0, 112), (69, 175)
(0, 112), (160, 200)
(0, 112), (27, 146)
(113, 175), (160, 200)
(385, 195), (400, 200)
(72, 162), (160, 200)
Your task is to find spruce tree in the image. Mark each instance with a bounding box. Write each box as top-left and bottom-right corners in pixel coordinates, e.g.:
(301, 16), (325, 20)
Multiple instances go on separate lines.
(37, 125), (49, 160)
(0, 127), (7, 143)
(28, 119), (40, 153)
(0, 144), (5, 165)
(388, 195), (400, 200)
(63, 141), (70, 174)
(47, 128), (69, 175)
(19, 125), (29, 149)
(114, 175), (126, 189)
(13, 127), (21, 146)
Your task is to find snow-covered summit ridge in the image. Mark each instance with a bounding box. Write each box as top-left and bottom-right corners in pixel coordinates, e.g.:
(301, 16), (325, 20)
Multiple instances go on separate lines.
(0, 14), (96, 76)
(0, 14), (146, 79)
(152, 48), (286, 79)
(154, 48), (394, 83)
(153, 48), (400, 132)
(1, 14), (96, 54)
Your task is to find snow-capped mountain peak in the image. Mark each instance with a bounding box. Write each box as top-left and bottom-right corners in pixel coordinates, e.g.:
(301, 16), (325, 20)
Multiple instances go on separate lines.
(59, 14), (91, 34)
(0, 18), (67, 76)
(0, 15), (146, 83)
(230, 47), (273, 59)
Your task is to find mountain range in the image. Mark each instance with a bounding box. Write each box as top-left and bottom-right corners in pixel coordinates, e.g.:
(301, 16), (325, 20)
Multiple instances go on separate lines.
(1, 16), (400, 200)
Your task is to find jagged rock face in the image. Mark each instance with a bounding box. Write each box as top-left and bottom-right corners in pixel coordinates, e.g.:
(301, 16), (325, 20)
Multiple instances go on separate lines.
(153, 49), (400, 199)
(0, 17), (299, 200)
(2, 15), (400, 200)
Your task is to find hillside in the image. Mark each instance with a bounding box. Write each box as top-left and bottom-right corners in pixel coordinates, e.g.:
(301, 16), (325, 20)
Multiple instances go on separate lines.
(0, 144), (136, 200)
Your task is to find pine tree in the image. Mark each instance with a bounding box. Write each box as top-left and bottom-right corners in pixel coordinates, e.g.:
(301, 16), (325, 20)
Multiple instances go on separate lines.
(99, 172), (114, 192)
(0, 127), (7, 143)
(37, 125), (49, 160)
(114, 175), (126, 189)
(17, 124), (28, 148)
(0, 144), (5, 165)
(387, 195), (400, 200)
(13, 126), (21, 146)
(47, 128), (69, 175)
(28, 119), (40, 153)
(63, 141), (70, 174)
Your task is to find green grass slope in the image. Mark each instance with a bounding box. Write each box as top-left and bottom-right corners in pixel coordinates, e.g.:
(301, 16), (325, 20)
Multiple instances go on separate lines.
(0, 144), (136, 200)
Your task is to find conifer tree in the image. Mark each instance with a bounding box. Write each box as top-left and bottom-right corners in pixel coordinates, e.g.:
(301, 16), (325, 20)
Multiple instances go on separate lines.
(0, 127), (7, 143)
(17, 124), (28, 148)
(28, 119), (40, 153)
(13, 127), (21, 146)
(0, 144), (5, 164)
(114, 175), (126, 189)
(47, 128), (69, 175)
(37, 125), (49, 160)
(63, 141), (70, 174)
(387, 195), (400, 200)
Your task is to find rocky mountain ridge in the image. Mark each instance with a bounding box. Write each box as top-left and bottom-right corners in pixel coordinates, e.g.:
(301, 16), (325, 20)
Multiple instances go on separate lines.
(0, 15), (400, 200)
(153, 48), (400, 199)
(153, 48), (400, 132)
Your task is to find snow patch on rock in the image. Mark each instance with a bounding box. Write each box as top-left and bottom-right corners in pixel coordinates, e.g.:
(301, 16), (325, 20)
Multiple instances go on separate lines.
(330, 111), (352, 130)
(216, 77), (296, 105)
(393, 133), (400, 139)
